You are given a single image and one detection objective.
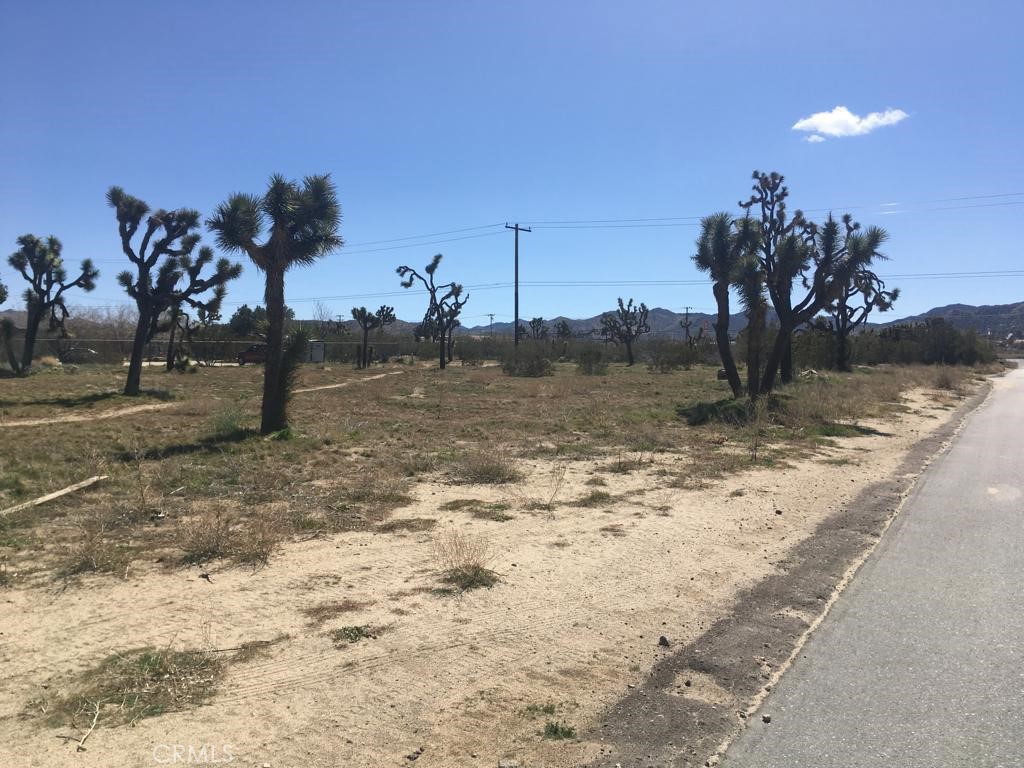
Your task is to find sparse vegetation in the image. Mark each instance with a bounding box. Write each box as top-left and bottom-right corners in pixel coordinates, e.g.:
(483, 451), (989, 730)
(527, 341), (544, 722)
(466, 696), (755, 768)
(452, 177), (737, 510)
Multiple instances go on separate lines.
(330, 625), (380, 645)
(432, 527), (499, 591)
(542, 720), (577, 740)
(37, 646), (226, 729)
(453, 449), (523, 485)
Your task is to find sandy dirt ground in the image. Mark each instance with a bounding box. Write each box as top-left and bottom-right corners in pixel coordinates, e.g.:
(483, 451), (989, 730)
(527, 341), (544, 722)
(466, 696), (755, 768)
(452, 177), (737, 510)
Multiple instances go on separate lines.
(0, 389), (968, 768)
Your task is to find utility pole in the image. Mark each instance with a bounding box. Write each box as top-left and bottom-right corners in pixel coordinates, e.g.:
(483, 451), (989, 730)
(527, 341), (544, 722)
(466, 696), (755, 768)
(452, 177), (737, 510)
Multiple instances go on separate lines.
(681, 306), (692, 342)
(488, 313), (495, 337)
(506, 223), (531, 346)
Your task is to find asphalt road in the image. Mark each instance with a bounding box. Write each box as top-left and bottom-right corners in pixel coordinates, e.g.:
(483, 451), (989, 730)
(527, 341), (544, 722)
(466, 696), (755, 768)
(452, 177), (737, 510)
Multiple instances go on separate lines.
(722, 365), (1024, 768)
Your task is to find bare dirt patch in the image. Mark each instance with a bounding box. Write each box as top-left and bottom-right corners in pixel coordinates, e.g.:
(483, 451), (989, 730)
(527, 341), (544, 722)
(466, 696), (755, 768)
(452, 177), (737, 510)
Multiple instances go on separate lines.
(0, 362), (988, 767)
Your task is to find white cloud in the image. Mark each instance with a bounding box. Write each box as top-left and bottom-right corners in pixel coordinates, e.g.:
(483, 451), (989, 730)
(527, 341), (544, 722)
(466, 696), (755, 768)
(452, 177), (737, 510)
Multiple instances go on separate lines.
(805, 134), (826, 143)
(792, 105), (908, 140)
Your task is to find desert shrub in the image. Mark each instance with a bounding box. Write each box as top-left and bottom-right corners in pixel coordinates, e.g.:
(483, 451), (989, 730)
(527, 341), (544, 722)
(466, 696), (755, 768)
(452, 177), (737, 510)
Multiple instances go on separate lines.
(453, 449), (523, 484)
(207, 403), (249, 440)
(38, 646), (225, 729)
(335, 471), (413, 511)
(502, 346), (553, 377)
(576, 347), (608, 375)
(542, 720), (577, 739)
(432, 527), (498, 591)
(233, 512), (286, 567)
(643, 340), (695, 373)
(932, 367), (962, 391)
(177, 510), (234, 565)
(60, 513), (132, 577)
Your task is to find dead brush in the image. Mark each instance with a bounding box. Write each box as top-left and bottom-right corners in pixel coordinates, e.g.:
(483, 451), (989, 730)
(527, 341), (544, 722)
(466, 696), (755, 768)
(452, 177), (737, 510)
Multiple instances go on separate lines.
(334, 470), (413, 514)
(233, 511), (286, 567)
(33, 639), (267, 731)
(59, 510), (132, 578)
(432, 526), (499, 591)
(452, 448), (523, 485)
(177, 508), (234, 565)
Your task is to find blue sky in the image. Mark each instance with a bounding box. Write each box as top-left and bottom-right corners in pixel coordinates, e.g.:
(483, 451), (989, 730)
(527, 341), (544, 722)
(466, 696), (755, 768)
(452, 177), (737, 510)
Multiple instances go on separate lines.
(1, 0), (1021, 328)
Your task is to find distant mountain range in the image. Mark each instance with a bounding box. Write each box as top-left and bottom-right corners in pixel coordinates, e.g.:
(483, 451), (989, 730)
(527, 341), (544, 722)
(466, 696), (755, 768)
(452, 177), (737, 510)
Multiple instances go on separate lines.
(5, 301), (1023, 340)
(878, 302), (1024, 338)
(459, 302), (1024, 340)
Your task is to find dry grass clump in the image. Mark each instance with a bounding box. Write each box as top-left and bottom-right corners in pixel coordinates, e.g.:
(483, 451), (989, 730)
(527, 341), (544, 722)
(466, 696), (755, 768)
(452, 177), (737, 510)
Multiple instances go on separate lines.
(176, 507), (286, 567)
(59, 512), (132, 578)
(572, 489), (613, 508)
(432, 527), (499, 591)
(178, 510), (234, 565)
(452, 448), (523, 485)
(334, 471), (413, 513)
(36, 646), (225, 730)
(233, 511), (286, 567)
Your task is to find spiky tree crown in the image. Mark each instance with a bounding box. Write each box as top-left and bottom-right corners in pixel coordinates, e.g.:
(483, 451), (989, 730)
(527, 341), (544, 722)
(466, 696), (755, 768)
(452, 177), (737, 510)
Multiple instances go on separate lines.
(109, 186), (242, 342)
(207, 174), (343, 272)
(7, 233), (99, 333)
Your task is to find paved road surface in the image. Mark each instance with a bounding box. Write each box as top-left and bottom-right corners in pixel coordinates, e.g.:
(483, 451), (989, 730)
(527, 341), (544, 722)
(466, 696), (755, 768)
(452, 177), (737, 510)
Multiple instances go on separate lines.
(722, 366), (1024, 768)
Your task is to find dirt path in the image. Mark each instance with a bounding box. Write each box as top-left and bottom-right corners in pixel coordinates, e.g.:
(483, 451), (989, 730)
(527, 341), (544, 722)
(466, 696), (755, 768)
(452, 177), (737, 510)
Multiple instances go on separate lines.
(0, 371), (405, 427)
(0, 402), (175, 428)
(293, 369), (403, 393)
(0, 387), (979, 768)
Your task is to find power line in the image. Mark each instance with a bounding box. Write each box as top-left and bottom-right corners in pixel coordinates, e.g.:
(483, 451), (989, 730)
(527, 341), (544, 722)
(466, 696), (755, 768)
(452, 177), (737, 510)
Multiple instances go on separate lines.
(344, 222), (503, 247)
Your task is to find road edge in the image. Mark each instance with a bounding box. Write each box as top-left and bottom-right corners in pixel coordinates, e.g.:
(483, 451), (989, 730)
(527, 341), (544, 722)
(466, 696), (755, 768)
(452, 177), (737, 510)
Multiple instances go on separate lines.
(586, 379), (994, 768)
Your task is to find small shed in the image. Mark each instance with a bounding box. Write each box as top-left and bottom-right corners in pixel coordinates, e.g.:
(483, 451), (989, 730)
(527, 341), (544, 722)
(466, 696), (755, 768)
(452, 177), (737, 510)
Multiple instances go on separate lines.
(307, 339), (326, 364)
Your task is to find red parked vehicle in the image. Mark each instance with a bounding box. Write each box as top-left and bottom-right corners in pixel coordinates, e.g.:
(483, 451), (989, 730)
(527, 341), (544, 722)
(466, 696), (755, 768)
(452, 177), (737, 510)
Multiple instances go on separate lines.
(237, 344), (268, 365)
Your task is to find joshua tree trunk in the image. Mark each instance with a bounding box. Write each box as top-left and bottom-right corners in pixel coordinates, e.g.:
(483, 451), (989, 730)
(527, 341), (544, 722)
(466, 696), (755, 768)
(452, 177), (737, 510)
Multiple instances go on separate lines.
(712, 282), (743, 398)
(360, 327), (370, 369)
(164, 307), (179, 371)
(835, 328), (852, 372)
(747, 309), (765, 401)
(261, 266), (287, 433)
(759, 321), (791, 395)
(624, 339), (635, 366)
(19, 304), (42, 373)
(124, 308), (152, 396)
(438, 329), (447, 369)
(780, 337), (794, 384)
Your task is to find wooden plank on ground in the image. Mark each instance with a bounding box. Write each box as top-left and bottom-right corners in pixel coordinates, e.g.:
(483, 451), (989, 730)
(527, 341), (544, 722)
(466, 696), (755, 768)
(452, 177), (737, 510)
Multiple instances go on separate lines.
(0, 475), (108, 518)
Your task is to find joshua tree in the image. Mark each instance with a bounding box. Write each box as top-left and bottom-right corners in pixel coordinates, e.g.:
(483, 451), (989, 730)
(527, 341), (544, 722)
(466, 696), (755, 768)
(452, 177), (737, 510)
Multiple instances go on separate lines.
(692, 212), (760, 398)
(740, 171), (891, 393)
(5, 235), (98, 373)
(164, 302), (220, 370)
(553, 319), (573, 340)
(351, 305), (396, 368)
(600, 298), (650, 366)
(397, 254), (467, 369)
(733, 257), (768, 399)
(527, 317), (549, 340)
(738, 171), (816, 390)
(826, 246), (899, 371)
(208, 174), (342, 433)
(108, 187), (241, 396)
